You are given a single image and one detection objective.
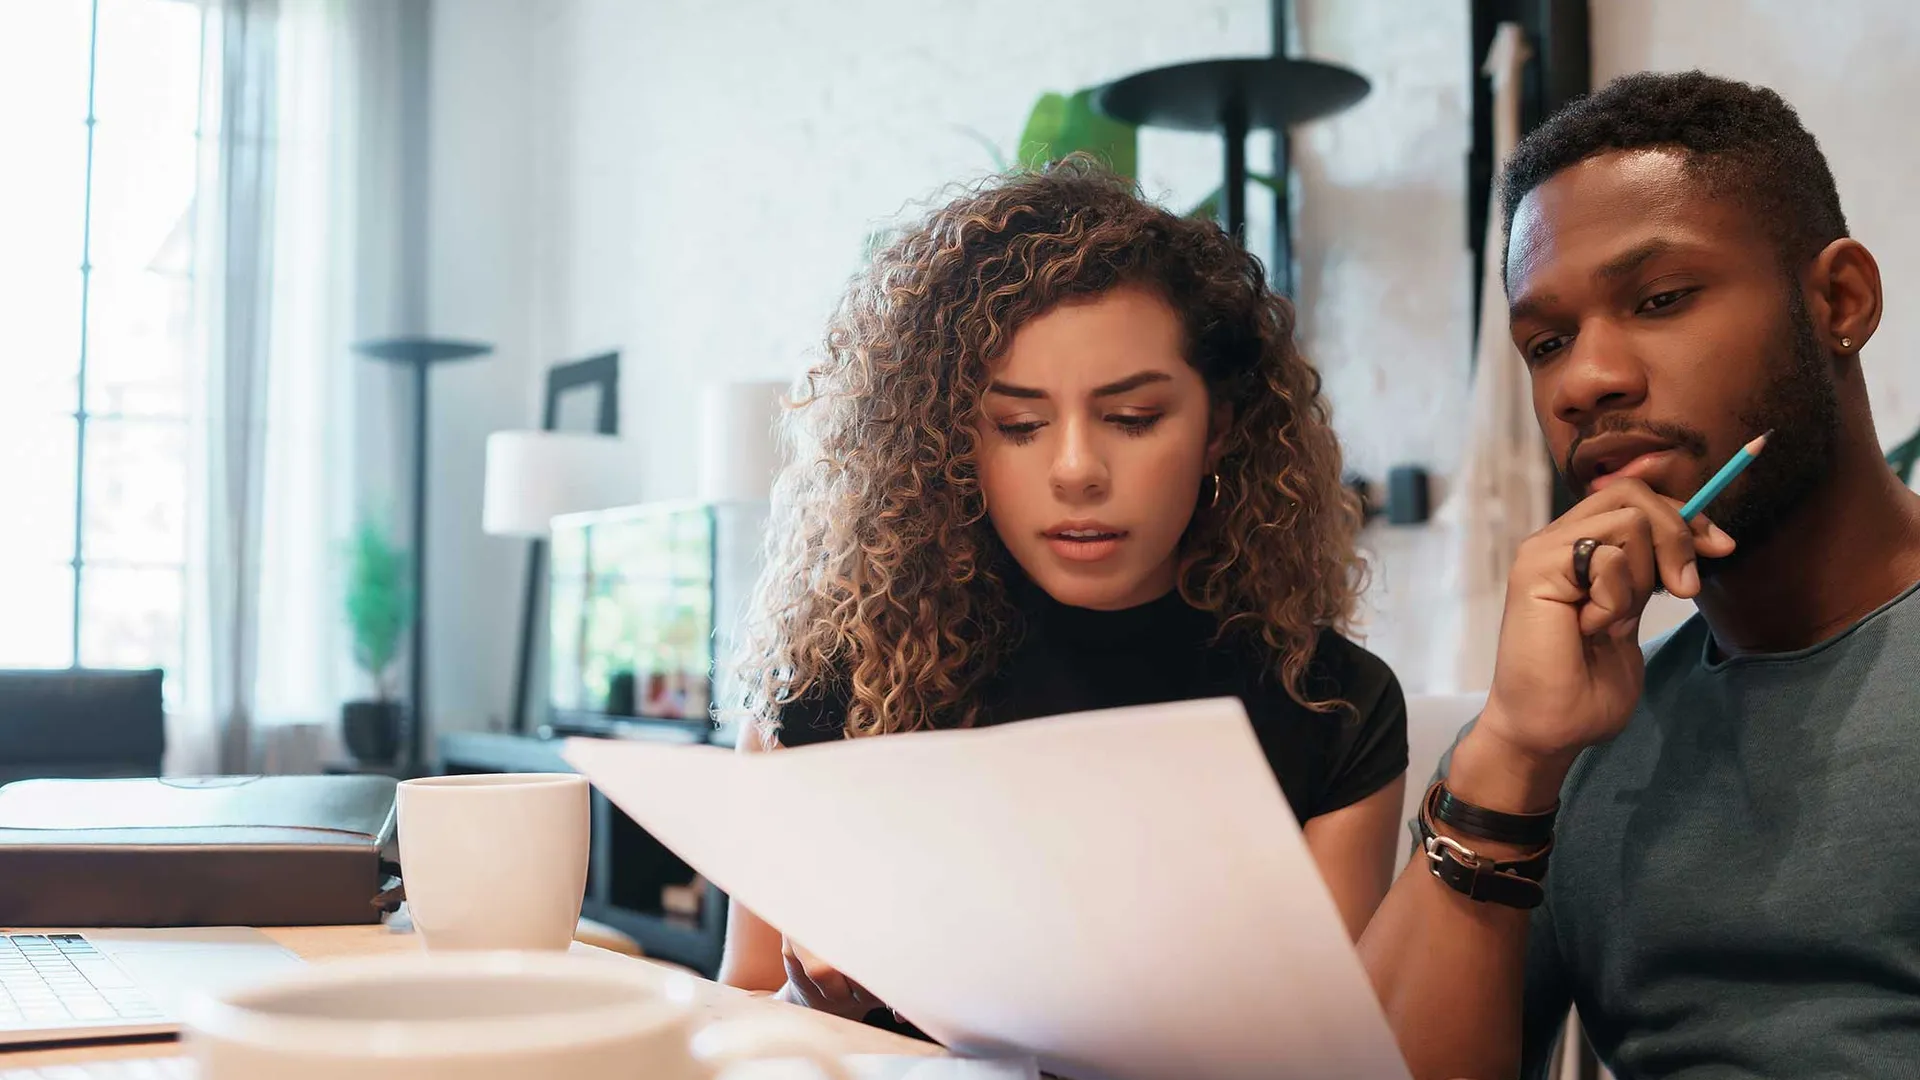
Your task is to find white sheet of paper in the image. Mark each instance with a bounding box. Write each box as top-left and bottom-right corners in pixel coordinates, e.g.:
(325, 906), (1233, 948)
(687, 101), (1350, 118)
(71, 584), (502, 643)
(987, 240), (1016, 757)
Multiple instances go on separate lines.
(563, 698), (1411, 1080)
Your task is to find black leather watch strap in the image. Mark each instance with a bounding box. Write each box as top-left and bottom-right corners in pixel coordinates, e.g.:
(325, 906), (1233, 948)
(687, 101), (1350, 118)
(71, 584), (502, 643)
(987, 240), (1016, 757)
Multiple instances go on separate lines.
(1417, 784), (1553, 910)
(1433, 781), (1557, 847)
(1420, 827), (1552, 909)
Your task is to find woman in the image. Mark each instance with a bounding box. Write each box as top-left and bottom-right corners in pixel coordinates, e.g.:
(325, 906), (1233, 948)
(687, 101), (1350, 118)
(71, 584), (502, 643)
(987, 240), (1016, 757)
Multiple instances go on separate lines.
(718, 158), (1407, 1025)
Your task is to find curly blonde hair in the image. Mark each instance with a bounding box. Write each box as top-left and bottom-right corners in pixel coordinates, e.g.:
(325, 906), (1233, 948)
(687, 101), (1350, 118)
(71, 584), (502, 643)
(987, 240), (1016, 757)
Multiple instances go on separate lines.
(733, 157), (1365, 741)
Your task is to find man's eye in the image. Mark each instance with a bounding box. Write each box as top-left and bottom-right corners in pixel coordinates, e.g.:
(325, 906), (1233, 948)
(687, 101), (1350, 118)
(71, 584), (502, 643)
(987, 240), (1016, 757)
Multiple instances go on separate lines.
(1638, 288), (1695, 313)
(1528, 335), (1571, 363)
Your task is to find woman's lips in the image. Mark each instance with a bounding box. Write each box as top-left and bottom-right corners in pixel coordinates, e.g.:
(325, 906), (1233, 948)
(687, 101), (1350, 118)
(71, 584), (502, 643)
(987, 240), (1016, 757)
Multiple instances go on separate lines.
(1043, 530), (1127, 562)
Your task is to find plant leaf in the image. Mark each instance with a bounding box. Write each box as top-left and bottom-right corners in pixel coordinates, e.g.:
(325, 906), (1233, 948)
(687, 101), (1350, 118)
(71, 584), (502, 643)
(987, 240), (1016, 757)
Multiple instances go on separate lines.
(1016, 92), (1071, 171)
(1247, 171), (1286, 197)
(1017, 89), (1138, 179)
(1889, 424), (1920, 486)
(1184, 171), (1288, 223)
(343, 515), (413, 699)
(1060, 88), (1138, 179)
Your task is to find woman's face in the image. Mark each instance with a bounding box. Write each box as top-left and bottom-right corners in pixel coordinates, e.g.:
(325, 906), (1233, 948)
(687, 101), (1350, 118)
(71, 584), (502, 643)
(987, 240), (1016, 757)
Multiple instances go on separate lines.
(975, 285), (1224, 611)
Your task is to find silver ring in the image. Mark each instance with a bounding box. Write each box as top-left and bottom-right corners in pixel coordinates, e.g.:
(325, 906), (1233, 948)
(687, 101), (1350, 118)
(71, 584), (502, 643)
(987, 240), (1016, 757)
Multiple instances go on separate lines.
(1571, 537), (1600, 592)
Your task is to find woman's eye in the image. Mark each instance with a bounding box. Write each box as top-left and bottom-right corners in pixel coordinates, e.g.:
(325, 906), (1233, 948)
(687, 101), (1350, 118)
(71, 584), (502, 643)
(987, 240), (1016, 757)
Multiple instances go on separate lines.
(995, 421), (1043, 445)
(1109, 413), (1161, 436)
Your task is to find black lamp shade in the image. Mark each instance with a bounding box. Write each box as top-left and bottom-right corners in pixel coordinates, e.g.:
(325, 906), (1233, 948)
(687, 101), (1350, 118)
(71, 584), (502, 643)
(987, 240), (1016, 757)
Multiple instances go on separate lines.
(1093, 57), (1370, 133)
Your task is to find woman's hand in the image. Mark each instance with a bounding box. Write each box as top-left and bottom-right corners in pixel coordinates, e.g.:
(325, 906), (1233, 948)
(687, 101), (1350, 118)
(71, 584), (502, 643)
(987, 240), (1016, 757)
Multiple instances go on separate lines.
(778, 937), (887, 1020)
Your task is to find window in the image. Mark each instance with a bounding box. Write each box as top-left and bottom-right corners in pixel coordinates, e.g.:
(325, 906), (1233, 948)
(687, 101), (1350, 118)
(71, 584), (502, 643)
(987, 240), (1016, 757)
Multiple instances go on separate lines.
(0, 0), (206, 701)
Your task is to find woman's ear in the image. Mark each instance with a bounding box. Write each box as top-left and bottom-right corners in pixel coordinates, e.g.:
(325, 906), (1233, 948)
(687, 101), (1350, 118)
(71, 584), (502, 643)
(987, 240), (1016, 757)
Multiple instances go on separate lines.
(1205, 402), (1233, 469)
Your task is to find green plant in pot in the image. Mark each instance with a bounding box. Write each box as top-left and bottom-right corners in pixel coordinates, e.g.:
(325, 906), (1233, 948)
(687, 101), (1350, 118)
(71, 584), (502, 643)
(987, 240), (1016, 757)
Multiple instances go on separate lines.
(1014, 88), (1286, 223)
(864, 89), (1284, 259)
(342, 515), (412, 765)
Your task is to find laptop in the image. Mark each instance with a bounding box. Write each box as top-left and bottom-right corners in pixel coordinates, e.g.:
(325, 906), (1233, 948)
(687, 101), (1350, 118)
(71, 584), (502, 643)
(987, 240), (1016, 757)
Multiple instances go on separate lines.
(0, 927), (304, 1047)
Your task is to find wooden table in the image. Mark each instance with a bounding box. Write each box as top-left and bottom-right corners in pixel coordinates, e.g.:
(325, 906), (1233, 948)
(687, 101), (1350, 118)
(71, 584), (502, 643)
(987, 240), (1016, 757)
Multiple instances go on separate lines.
(2, 923), (943, 1070)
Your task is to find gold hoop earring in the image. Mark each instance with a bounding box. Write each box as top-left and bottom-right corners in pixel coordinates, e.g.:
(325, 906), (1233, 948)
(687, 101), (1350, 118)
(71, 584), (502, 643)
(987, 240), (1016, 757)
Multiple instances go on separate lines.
(1208, 471), (1223, 510)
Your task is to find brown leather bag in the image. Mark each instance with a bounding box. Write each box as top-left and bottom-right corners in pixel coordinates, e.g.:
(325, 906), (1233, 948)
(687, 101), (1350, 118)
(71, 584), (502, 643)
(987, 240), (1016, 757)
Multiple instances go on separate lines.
(0, 775), (399, 927)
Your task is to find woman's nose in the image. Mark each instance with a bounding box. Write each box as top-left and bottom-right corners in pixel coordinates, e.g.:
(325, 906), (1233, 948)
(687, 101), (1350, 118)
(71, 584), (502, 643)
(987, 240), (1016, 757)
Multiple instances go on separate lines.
(1049, 418), (1109, 500)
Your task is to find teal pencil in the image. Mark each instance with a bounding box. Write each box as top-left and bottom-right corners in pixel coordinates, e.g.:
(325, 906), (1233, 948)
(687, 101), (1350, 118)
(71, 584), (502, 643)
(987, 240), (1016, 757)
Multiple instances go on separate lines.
(1679, 430), (1772, 522)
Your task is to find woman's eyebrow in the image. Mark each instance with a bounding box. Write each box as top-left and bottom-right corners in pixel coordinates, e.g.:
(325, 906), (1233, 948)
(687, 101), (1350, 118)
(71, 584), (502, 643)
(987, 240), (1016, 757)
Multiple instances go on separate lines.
(985, 380), (1045, 400)
(984, 370), (1172, 400)
(1090, 371), (1172, 397)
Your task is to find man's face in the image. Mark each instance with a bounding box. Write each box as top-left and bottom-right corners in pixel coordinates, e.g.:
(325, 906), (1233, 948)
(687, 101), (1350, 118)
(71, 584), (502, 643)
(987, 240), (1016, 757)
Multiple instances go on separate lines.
(1505, 148), (1839, 564)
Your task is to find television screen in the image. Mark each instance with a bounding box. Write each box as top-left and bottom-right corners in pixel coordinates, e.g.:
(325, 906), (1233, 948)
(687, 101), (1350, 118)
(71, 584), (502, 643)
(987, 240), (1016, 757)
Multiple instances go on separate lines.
(548, 503), (715, 727)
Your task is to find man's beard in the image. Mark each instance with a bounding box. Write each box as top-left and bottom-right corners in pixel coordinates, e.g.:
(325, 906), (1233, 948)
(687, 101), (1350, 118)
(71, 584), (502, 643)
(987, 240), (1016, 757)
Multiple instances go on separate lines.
(1696, 288), (1841, 576)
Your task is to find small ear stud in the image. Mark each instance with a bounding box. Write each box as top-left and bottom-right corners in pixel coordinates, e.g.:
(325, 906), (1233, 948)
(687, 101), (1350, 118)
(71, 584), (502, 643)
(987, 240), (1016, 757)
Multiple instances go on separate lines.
(1841, 337), (1853, 349)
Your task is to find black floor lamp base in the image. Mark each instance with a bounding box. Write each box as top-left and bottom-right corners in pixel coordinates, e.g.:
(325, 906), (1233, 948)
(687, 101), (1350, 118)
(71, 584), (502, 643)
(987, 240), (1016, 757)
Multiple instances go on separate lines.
(353, 336), (492, 770)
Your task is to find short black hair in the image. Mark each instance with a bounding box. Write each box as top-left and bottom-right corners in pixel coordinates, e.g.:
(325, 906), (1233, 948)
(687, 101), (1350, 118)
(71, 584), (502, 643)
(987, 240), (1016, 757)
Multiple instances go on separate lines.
(1500, 70), (1849, 278)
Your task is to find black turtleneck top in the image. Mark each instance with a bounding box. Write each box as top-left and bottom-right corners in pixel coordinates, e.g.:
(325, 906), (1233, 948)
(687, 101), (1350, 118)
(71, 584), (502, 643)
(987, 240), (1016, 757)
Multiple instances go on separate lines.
(773, 578), (1407, 826)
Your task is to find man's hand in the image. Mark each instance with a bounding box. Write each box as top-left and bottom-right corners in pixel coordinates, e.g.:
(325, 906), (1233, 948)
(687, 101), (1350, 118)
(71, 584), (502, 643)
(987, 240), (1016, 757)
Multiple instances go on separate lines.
(1463, 479), (1736, 807)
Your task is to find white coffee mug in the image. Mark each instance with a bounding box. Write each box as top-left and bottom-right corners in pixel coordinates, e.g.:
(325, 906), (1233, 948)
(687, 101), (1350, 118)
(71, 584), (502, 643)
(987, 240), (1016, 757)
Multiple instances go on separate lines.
(397, 773), (590, 951)
(183, 950), (852, 1080)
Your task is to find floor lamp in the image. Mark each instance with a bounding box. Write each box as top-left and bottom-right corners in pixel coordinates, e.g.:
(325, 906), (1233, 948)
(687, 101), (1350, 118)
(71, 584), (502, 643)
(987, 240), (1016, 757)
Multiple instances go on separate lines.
(352, 336), (492, 770)
(1093, 1), (1369, 285)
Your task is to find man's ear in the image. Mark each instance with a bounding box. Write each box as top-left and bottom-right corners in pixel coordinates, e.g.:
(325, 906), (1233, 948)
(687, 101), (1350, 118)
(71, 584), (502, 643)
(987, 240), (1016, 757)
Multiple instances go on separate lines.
(1205, 402), (1233, 469)
(1810, 237), (1883, 356)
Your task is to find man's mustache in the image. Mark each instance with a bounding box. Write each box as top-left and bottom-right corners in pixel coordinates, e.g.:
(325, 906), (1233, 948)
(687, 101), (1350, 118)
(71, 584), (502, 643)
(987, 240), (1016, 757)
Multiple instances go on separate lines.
(1562, 418), (1712, 481)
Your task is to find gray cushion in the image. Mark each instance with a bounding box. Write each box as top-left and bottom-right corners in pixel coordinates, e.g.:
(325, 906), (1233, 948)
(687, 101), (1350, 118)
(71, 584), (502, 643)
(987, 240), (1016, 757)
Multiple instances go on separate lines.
(0, 669), (165, 778)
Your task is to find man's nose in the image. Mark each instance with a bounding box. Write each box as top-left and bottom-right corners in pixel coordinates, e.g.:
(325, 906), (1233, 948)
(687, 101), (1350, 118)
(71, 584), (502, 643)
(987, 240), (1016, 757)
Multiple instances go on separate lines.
(1548, 320), (1650, 427)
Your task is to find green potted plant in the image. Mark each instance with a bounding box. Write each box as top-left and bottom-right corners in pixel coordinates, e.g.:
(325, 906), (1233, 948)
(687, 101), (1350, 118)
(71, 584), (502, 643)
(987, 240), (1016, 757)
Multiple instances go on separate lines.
(864, 90), (1283, 259)
(1014, 87), (1286, 220)
(342, 515), (412, 764)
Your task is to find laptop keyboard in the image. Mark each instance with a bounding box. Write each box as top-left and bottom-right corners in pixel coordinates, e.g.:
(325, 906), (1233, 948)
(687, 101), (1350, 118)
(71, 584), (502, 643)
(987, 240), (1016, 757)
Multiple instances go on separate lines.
(0, 935), (164, 1028)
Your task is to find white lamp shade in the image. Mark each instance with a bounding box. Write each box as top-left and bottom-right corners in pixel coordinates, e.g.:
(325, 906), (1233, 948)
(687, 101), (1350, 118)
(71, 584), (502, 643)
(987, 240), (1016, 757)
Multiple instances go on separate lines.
(697, 380), (789, 503)
(483, 431), (644, 537)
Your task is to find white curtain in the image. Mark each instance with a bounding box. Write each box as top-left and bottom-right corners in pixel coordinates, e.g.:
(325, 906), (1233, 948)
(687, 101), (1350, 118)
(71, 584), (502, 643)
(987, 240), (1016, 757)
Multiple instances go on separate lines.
(1426, 22), (1552, 694)
(183, 0), (277, 774)
(174, 0), (406, 774)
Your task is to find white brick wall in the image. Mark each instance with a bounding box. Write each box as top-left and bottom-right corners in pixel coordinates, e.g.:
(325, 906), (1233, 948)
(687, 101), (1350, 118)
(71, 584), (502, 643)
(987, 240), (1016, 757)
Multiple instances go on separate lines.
(424, 1), (1920, 730)
(1290, 1), (1471, 685)
(424, 0), (1471, 723)
(520, 0), (1278, 502)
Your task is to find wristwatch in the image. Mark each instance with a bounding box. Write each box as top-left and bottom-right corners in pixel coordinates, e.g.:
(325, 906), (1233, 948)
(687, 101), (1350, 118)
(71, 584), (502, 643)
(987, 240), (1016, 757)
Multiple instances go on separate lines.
(1416, 781), (1553, 909)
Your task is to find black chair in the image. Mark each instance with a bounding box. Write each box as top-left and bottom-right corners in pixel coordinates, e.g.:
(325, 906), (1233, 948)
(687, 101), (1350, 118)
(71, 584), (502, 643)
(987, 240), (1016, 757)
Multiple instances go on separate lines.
(0, 668), (166, 786)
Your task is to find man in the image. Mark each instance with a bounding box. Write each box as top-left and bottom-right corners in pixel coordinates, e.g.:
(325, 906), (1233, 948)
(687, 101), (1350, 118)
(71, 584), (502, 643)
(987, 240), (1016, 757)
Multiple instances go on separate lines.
(1359, 70), (1920, 1080)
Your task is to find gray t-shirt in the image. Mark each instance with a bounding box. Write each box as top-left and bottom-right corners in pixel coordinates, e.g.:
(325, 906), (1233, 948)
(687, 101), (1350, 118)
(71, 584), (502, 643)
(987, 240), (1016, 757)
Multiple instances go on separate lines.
(1483, 578), (1920, 1079)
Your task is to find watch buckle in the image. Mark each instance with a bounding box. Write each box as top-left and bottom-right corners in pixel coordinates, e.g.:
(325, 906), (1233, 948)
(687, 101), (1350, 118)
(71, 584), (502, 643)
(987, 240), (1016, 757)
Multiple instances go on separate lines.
(1424, 832), (1485, 869)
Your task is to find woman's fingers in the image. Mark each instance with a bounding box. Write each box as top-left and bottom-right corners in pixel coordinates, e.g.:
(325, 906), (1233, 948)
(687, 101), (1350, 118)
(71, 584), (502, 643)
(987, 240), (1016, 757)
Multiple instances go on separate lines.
(783, 937), (844, 998)
(783, 936), (874, 1015)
